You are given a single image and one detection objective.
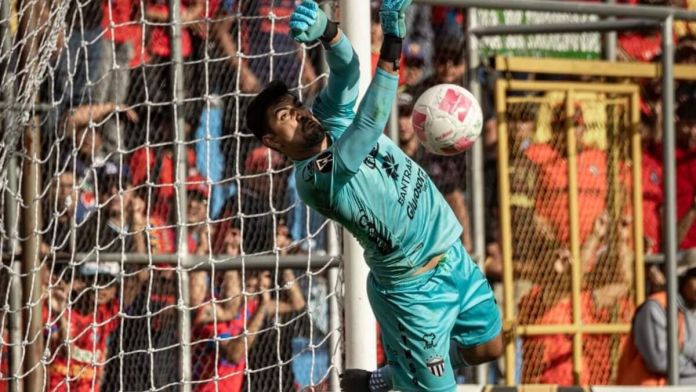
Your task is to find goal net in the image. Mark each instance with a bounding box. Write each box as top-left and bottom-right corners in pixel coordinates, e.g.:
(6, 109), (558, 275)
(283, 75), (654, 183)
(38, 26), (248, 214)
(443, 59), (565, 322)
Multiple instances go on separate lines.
(0, 0), (341, 391)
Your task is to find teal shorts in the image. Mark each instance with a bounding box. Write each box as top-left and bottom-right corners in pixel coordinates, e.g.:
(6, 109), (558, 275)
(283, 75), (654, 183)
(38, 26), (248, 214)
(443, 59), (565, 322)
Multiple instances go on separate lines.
(367, 241), (501, 392)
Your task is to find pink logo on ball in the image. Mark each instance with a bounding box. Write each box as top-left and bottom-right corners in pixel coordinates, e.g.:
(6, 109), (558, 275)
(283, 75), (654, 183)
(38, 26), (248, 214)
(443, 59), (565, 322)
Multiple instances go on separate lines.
(412, 109), (428, 141)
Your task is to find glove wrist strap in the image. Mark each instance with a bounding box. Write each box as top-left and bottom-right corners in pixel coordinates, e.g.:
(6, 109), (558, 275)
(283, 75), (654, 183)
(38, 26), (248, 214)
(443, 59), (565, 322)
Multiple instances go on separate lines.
(379, 34), (402, 70)
(320, 20), (339, 47)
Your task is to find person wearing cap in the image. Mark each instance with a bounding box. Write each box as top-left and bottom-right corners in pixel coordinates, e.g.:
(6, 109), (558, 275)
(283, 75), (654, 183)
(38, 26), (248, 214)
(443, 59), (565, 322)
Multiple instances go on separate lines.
(244, 1), (502, 391)
(617, 249), (696, 385)
(46, 261), (147, 392)
(675, 83), (696, 250)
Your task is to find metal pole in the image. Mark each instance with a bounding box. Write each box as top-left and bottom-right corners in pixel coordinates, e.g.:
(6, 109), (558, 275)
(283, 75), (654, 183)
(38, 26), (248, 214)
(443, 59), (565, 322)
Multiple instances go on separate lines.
(1, 0), (22, 387)
(413, 0), (696, 21)
(20, 113), (43, 392)
(565, 90), (583, 385)
(339, 0), (377, 372)
(16, 0), (44, 387)
(9, 262), (22, 392)
(495, 79), (515, 386)
(466, 8), (489, 386)
(605, 0), (618, 61)
(169, 0), (191, 389)
(327, 223), (342, 391)
(631, 91), (646, 305)
(468, 19), (660, 37)
(661, 15), (679, 386)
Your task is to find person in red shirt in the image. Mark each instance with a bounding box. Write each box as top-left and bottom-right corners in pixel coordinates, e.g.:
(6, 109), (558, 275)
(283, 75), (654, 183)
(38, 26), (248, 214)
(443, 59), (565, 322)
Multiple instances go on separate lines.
(46, 262), (146, 392)
(192, 269), (305, 392)
(676, 89), (696, 250)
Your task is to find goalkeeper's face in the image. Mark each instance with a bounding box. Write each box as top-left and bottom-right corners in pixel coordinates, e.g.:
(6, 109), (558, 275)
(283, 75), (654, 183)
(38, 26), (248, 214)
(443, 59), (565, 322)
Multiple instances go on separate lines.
(263, 94), (326, 159)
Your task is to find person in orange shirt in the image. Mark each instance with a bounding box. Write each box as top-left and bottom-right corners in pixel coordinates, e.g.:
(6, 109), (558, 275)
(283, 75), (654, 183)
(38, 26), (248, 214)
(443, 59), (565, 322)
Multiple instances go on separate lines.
(525, 105), (607, 245)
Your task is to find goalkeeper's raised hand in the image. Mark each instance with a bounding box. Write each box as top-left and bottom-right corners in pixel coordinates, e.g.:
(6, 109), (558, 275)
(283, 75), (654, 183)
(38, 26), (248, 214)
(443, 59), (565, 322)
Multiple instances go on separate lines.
(290, 0), (338, 44)
(380, 0), (412, 39)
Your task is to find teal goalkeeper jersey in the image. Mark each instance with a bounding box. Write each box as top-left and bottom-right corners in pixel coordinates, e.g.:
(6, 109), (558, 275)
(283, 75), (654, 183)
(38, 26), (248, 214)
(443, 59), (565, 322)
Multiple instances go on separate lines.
(294, 36), (462, 284)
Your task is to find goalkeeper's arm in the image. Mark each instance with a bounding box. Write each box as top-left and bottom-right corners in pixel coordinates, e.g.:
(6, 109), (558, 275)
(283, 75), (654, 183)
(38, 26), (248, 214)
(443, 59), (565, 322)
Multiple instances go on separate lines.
(290, 1), (360, 109)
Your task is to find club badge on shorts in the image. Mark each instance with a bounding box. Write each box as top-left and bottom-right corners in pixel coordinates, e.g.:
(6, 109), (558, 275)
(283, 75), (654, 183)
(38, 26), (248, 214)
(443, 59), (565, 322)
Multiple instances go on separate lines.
(426, 356), (445, 377)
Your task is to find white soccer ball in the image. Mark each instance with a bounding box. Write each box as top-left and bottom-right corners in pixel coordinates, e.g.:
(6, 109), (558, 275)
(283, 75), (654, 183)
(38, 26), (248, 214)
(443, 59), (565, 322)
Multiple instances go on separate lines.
(411, 84), (483, 156)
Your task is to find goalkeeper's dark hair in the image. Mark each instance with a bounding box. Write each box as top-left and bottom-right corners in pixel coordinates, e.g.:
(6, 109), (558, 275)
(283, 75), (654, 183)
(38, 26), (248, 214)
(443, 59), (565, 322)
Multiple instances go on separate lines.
(246, 80), (293, 140)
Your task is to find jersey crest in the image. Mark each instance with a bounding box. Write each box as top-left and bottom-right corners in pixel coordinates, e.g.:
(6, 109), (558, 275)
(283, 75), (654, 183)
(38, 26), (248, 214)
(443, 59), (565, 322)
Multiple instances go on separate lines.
(314, 151), (333, 173)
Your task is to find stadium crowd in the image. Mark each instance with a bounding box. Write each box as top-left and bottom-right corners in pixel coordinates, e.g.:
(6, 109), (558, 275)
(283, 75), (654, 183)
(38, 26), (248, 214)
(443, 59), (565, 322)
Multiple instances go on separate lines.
(2, 0), (696, 390)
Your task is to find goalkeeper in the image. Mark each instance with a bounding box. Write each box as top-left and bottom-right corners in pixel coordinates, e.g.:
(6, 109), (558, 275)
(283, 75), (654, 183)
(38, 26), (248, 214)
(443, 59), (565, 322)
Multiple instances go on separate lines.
(245, 1), (502, 391)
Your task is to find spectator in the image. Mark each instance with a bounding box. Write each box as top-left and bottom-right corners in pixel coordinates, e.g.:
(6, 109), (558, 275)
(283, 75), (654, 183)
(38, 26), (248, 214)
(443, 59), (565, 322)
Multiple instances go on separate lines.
(218, 145), (289, 255)
(518, 211), (635, 386)
(61, 102), (139, 218)
(77, 162), (146, 254)
(192, 265), (306, 391)
(400, 44), (428, 90)
(54, 0), (109, 108)
(676, 85), (696, 249)
(525, 104), (607, 245)
(617, 249), (696, 385)
(46, 262), (146, 392)
(98, 0), (144, 152)
(639, 109), (664, 254)
(104, 267), (179, 392)
(187, 173), (214, 308)
(431, 6), (465, 38)
(128, 122), (196, 224)
(403, 4), (434, 76)
(41, 169), (84, 255)
(202, 0), (260, 94)
(237, 0), (318, 95)
(244, 269), (305, 392)
(407, 34), (466, 99)
(397, 92), (473, 250)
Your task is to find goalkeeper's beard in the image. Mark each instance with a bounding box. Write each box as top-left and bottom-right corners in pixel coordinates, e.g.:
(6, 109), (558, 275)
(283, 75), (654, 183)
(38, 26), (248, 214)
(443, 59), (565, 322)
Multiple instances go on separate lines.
(299, 116), (326, 149)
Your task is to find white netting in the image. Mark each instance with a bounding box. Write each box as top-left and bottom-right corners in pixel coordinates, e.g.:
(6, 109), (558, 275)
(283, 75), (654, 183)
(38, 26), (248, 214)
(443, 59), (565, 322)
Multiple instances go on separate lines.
(0, 0), (341, 391)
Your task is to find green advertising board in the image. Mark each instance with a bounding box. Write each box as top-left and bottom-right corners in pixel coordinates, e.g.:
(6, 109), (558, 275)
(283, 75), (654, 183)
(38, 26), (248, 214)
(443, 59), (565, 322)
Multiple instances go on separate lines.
(476, 9), (602, 59)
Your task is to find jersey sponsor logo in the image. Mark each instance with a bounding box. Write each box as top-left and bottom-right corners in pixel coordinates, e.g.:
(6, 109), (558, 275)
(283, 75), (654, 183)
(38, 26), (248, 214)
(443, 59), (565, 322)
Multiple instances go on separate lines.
(426, 356), (446, 377)
(398, 158), (413, 206)
(407, 168), (428, 220)
(355, 199), (394, 255)
(364, 143), (379, 169)
(314, 151), (333, 173)
(382, 153), (399, 180)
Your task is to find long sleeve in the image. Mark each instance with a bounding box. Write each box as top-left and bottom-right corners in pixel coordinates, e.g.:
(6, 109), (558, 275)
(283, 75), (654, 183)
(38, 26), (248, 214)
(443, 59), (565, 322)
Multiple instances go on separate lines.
(332, 68), (399, 175)
(633, 301), (696, 375)
(312, 34), (360, 132)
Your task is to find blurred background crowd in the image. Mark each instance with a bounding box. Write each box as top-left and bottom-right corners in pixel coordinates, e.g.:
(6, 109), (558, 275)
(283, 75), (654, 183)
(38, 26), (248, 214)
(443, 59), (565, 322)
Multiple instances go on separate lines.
(2, 0), (696, 390)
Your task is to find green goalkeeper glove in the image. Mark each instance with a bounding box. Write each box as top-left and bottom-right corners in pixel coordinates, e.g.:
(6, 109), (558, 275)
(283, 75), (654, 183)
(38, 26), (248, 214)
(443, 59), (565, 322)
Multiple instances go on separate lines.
(380, 0), (412, 39)
(290, 0), (334, 44)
